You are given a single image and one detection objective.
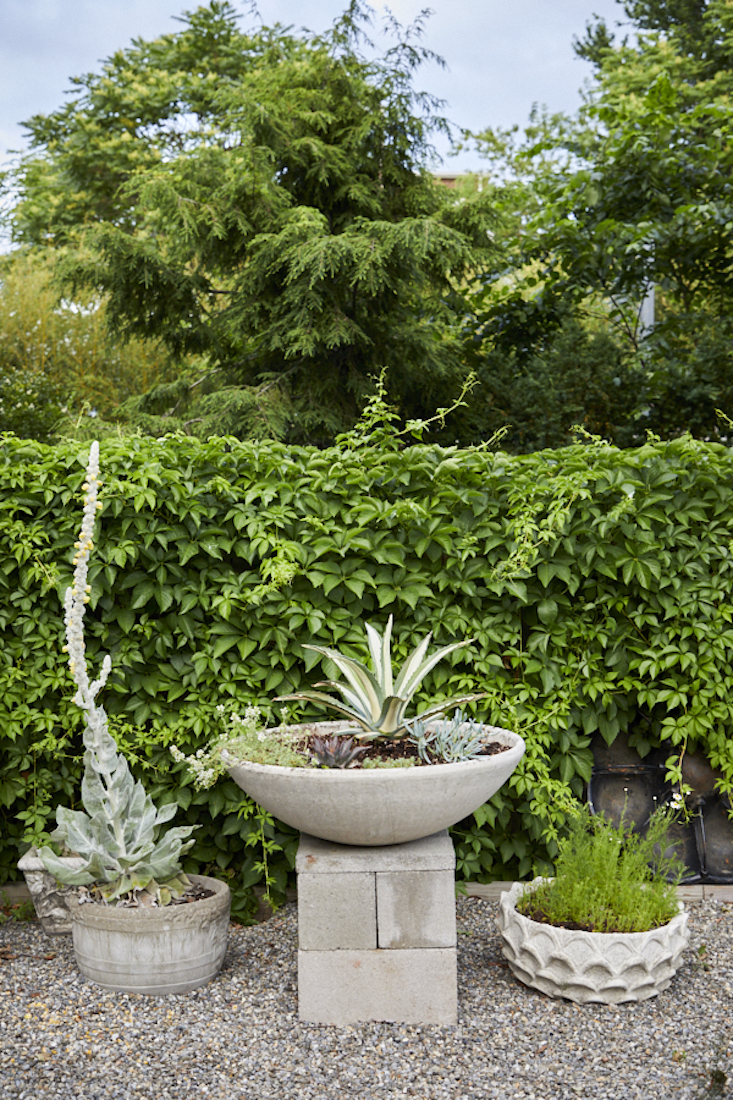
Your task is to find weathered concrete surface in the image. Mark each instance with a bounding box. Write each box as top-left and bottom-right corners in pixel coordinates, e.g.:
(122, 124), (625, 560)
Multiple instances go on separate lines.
(377, 869), (456, 949)
(298, 947), (458, 1025)
(297, 871), (376, 950)
(297, 832), (457, 1024)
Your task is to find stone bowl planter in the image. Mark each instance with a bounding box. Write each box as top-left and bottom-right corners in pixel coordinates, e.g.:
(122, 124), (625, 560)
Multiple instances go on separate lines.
(497, 879), (690, 1004)
(17, 846), (86, 936)
(226, 722), (525, 846)
(68, 874), (231, 995)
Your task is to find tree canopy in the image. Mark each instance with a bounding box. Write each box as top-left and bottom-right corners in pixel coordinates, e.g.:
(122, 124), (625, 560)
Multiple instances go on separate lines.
(462, 0), (733, 446)
(3, 1), (497, 444)
(5, 0), (733, 449)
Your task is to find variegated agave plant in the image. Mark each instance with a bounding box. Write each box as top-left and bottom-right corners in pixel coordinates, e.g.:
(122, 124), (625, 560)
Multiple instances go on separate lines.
(276, 616), (486, 740)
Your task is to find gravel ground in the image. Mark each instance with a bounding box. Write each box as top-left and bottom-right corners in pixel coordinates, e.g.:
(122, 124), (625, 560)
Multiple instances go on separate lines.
(0, 897), (730, 1100)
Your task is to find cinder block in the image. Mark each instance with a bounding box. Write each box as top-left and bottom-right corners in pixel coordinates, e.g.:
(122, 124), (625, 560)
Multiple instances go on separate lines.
(377, 870), (456, 949)
(298, 947), (457, 1025)
(297, 830), (455, 874)
(298, 871), (376, 950)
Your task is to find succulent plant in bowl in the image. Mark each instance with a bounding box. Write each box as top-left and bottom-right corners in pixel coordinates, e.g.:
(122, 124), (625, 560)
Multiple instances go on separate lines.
(217, 618), (526, 846)
(275, 615), (487, 739)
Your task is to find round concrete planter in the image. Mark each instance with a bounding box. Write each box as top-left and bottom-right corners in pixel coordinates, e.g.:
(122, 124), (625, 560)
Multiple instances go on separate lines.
(17, 846), (86, 936)
(68, 874), (231, 995)
(497, 879), (690, 1004)
(226, 722), (525, 846)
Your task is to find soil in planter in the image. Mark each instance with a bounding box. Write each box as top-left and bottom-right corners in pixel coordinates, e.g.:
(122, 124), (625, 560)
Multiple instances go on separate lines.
(517, 900), (674, 934)
(293, 732), (512, 767)
(76, 882), (215, 909)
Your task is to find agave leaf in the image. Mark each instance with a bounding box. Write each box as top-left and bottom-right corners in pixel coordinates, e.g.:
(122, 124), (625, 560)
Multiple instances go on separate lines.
(303, 643), (384, 720)
(396, 638), (475, 701)
(365, 616), (394, 696)
(392, 631), (434, 698)
(370, 695), (410, 737)
(414, 692), (489, 725)
(275, 690), (374, 731)
(313, 679), (375, 716)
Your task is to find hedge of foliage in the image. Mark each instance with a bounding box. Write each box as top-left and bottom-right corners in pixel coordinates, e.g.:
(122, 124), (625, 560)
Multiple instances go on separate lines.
(2, 420), (733, 918)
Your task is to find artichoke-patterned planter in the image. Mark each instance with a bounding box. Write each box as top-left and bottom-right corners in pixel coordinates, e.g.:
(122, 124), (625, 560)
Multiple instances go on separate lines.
(497, 879), (690, 1005)
(17, 846), (86, 936)
(226, 722), (526, 847)
(68, 874), (231, 995)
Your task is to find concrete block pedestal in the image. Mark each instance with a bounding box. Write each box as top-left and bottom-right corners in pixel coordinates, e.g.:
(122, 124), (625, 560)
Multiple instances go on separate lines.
(296, 830), (457, 1025)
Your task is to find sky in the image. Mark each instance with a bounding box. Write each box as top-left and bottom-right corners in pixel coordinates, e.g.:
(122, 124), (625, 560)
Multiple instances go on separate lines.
(0, 0), (631, 175)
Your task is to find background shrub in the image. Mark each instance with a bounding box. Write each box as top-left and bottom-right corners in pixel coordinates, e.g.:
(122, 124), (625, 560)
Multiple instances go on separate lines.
(2, 427), (732, 915)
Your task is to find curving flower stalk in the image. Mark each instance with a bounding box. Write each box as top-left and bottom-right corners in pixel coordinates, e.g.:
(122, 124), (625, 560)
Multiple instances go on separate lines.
(63, 441), (110, 711)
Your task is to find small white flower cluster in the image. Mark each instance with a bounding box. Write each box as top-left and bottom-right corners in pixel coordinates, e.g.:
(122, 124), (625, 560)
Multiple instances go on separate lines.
(170, 744), (218, 789)
(171, 704), (268, 787)
(227, 705), (268, 741)
(228, 705), (264, 734)
(62, 441), (109, 712)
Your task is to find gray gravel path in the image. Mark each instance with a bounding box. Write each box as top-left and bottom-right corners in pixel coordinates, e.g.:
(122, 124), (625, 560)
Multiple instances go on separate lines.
(0, 897), (730, 1100)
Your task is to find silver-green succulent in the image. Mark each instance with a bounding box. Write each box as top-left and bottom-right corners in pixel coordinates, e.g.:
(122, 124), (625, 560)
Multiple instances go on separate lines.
(406, 709), (492, 763)
(276, 616), (486, 740)
(37, 442), (197, 904)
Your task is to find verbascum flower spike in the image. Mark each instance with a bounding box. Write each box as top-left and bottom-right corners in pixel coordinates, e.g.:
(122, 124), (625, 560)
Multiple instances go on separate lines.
(38, 442), (197, 903)
(63, 441), (101, 713)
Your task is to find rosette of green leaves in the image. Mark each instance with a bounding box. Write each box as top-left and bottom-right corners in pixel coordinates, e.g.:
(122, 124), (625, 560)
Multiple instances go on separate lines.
(39, 704), (197, 903)
(310, 734), (368, 769)
(277, 616), (486, 740)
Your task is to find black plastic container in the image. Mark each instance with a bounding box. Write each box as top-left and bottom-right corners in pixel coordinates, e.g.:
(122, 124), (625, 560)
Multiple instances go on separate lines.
(588, 734), (733, 884)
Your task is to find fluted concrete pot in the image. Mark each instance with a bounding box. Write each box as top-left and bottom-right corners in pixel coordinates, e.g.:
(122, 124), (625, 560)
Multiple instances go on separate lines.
(17, 846), (86, 936)
(226, 722), (525, 846)
(497, 879), (690, 1005)
(68, 874), (231, 995)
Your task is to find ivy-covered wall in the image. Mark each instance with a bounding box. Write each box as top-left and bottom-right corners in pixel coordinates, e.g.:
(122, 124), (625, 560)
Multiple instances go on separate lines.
(2, 428), (733, 917)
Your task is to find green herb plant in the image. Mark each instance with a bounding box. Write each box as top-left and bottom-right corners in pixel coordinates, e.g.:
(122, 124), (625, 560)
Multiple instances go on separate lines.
(517, 804), (685, 933)
(171, 705), (309, 785)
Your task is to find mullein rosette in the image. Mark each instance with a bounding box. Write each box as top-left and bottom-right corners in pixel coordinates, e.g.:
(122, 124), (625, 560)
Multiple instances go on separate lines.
(38, 442), (197, 905)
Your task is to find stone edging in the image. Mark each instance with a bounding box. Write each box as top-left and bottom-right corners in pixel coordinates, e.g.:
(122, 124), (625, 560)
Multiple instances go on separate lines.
(4, 880), (730, 908)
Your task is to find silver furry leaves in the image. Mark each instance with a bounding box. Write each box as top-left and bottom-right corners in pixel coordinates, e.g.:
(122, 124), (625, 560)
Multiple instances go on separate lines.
(38, 443), (197, 902)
